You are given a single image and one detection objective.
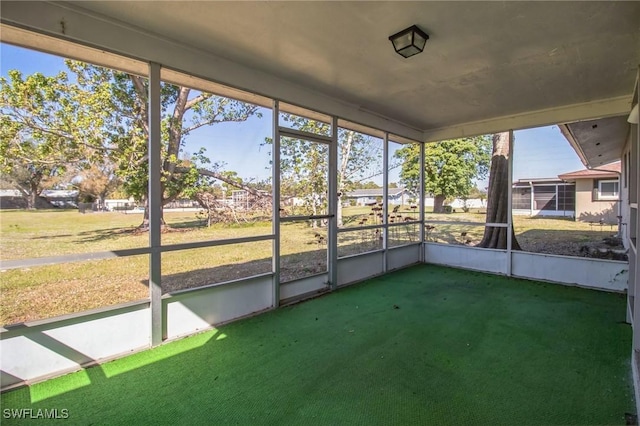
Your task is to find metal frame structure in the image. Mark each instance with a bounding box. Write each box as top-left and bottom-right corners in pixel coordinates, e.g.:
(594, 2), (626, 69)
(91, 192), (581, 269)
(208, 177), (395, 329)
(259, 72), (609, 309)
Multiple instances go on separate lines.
(382, 133), (390, 272)
(328, 117), (339, 290)
(272, 100), (281, 307)
(0, 14), (636, 395)
(148, 62), (162, 345)
(506, 130), (514, 276)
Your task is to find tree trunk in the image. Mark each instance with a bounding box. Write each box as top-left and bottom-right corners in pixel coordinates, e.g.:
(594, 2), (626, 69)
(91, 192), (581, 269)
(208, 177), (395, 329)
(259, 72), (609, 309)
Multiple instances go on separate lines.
(477, 132), (521, 250)
(139, 199), (167, 230)
(311, 199), (318, 229)
(27, 180), (39, 210)
(433, 194), (446, 213)
(336, 131), (355, 227)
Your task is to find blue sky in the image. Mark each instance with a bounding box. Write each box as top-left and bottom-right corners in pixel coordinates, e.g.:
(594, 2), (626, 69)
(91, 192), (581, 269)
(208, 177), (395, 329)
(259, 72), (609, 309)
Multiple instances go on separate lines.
(1, 43), (585, 189)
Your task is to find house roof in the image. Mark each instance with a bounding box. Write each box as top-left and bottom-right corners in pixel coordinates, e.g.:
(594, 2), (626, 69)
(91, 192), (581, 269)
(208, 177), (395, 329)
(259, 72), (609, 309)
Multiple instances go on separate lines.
(513, 178), (567, 186)
(346, 188), (406, 198)
(41, 190), (79, 198)
(558, 161), (621, 181)
(2, 2), (638, 142)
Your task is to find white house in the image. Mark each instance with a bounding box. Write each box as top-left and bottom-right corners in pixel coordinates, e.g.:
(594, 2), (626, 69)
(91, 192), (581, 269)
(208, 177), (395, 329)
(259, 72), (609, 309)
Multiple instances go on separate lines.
(511, 178), (576, 218)
(558, 161), (621, 223)
(345, 187), (413, 206)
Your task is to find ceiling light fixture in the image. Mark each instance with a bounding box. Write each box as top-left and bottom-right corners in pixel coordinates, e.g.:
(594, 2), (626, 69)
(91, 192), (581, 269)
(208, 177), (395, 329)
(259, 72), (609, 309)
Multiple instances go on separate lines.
(389, 25), (429, 58)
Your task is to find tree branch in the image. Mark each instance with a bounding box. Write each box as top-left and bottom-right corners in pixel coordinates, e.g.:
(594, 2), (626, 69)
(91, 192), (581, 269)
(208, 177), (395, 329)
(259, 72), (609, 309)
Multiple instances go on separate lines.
(184, 93), (212, 111)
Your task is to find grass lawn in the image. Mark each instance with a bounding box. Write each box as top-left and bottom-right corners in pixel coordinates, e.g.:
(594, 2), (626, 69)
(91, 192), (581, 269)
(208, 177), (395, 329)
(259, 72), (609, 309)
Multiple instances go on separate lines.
(342, 205), (613, 254)
(0, 265), (633, 425)
(0, 210), (322, 324)
(0, 208), (618, 325)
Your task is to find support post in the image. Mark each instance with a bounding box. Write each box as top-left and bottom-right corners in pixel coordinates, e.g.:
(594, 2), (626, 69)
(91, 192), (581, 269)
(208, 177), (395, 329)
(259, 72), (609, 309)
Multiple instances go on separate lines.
(328, 116), (338, 290)
(419, 142), (426, 261)
(148, 62), (162, 346)
(383, 133), (389, 272)
(272, 100), (281, 307)
(633, 67), (640, 351)
(506, 129), (514, 276)
(530, 184), (535, 216)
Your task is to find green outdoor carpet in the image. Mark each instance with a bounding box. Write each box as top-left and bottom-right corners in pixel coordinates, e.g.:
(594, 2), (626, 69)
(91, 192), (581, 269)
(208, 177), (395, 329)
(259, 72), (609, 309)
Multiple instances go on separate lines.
(1, 264), (634, 425)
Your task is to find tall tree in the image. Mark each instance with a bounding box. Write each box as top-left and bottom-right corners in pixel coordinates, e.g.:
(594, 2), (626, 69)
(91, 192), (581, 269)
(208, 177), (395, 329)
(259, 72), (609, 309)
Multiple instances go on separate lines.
(65, 61), (260, 228)
(273, 115), (383, 225)
(1, 62), (260, 226)
(395, 136), (492, 213)
(73, 159), (121, 208)
(337, 130), (383, 226)
(0, 70), (108, 209)
(477, 132), (521, 250)
(0, 147), (64, 209)
(280, 134), (328, 223)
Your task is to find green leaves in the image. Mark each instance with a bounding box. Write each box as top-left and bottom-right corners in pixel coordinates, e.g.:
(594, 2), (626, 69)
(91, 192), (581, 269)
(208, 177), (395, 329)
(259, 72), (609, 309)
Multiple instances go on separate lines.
(1, 65), (115, 207)
(1, 59), (261, 214)
(395, 136), (492, 199)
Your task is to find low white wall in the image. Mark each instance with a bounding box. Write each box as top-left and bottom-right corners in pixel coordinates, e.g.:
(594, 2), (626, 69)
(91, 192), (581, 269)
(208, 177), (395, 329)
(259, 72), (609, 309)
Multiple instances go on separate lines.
(280, 274), (329, 302)
(164, 275), (273, 340)
(0, 302), (150, 389)
(2, 244), (628, 391)
(387, 244), (421, 271)
(511, 252), (628, 292)
(424, 243), (508, 274)
(423, 243), (628, 292)
(337, 252), (384, 287)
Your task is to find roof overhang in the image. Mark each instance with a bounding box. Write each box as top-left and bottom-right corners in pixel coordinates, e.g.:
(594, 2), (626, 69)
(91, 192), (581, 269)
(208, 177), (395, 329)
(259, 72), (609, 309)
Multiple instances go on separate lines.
(558, 71), (637, 169)
(559, 116), (631, 168)
(558, 171), (620, 182)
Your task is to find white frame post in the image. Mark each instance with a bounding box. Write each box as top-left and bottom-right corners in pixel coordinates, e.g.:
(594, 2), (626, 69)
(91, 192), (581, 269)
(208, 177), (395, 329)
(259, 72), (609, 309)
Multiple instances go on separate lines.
(633, 68), (640, 350)
(530, 184), (535, 216)
(328, 117), (338, 290)
(148, 62), (162, 346)
(506, 129), (514, 276)
(419, 142), (426, 260)
(272, 100), (281, 307)
(383, 133), (389, 272)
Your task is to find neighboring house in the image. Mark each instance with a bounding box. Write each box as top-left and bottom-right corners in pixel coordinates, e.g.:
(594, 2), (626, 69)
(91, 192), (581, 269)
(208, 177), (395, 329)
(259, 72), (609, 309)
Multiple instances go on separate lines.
(512, 178), (576, 217)
(509, 162), (621, 223)
(344, 187), (413, 206)
(40, 190), (79, 208)
(558, 161), (621, 224)
(104, 199), (135, 211)
(0, 189), (78, 209)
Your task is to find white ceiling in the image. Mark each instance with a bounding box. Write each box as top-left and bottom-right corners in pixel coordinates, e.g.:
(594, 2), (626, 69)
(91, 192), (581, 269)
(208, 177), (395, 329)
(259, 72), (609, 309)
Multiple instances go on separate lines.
(69, 1), (640, 133)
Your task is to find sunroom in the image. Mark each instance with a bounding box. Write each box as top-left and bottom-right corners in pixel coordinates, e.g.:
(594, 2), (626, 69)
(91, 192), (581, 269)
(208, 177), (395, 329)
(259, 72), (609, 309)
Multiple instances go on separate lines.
(1, 1), (639, 424)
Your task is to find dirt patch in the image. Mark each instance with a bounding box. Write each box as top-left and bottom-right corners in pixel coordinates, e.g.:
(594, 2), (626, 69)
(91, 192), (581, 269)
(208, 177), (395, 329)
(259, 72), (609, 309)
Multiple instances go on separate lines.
(519, 235), (628, 261)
